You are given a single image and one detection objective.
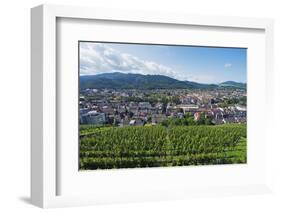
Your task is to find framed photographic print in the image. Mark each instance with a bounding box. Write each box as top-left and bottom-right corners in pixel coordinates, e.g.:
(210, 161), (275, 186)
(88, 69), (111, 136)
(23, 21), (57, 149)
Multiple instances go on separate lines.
(31, 4), (274, 208)
(78, 41), (247, 170)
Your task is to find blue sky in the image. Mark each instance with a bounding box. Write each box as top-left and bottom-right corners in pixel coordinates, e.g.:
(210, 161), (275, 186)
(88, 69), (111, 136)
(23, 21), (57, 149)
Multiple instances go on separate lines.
(80, 42), (246, 84)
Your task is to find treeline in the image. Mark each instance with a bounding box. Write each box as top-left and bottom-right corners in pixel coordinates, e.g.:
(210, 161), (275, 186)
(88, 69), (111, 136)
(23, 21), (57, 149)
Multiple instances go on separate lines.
(218, 96), (247, 107)
(161, 113), (213, 127)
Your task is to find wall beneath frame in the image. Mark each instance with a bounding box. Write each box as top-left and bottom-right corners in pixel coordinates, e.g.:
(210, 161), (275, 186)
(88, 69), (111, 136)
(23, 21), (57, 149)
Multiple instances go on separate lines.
(0, 0), (280, 212)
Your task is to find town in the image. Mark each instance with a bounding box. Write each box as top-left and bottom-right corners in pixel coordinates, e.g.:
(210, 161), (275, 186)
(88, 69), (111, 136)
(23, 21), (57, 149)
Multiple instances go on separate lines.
(79, 88), (247, 127)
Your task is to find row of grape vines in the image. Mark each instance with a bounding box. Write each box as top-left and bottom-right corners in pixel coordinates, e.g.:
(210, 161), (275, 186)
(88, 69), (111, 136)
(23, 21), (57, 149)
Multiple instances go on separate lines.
(79, 124), (246, 170)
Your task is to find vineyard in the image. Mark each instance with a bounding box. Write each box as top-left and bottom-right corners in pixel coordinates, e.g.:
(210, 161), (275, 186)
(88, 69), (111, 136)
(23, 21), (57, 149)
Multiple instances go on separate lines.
(79, 124), (246, 170)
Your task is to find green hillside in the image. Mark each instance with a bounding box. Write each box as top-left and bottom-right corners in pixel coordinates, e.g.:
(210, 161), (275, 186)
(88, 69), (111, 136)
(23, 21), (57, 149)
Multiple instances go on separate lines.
(79, 72), (241, 90)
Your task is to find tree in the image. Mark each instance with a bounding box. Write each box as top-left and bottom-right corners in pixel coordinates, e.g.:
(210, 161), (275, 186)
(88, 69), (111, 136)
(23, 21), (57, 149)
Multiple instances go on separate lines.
(128, 111), (134, 118)
(195, 113), (213, 125)
(171, 96), (181, 104)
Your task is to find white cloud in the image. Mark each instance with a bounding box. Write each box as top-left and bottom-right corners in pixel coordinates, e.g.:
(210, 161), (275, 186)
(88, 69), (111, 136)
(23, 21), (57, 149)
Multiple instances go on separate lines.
(224, 63), (232, 68)
(80, 43), (179, 79)
(79, 43), (225, 84)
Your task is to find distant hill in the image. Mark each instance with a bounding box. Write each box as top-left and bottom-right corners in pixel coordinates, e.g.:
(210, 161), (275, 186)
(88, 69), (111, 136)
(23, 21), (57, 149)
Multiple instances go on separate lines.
(80, 72), (198, 89)
(219, 81), (246, 89)
(80, 72), (246, 90)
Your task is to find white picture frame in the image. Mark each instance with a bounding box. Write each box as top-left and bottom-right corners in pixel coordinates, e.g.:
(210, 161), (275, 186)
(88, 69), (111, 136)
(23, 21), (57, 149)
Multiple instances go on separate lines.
(31, 4), (274, 208)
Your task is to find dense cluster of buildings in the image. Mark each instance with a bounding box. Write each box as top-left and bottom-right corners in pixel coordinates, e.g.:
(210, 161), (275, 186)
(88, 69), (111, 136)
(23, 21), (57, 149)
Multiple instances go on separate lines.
(79, 88), (247, 126)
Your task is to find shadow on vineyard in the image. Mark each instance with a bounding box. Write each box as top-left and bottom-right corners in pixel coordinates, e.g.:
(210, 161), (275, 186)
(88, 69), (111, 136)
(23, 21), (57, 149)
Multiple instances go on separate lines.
(79, 124), (247, 170)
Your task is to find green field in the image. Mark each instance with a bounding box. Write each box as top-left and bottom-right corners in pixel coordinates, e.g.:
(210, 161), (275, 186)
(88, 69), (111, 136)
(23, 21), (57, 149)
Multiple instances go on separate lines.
(79, 124), (246, 170)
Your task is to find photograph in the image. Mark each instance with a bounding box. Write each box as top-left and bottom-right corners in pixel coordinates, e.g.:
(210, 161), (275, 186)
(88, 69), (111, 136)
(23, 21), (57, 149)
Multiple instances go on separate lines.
(79, 41), (247, 170)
